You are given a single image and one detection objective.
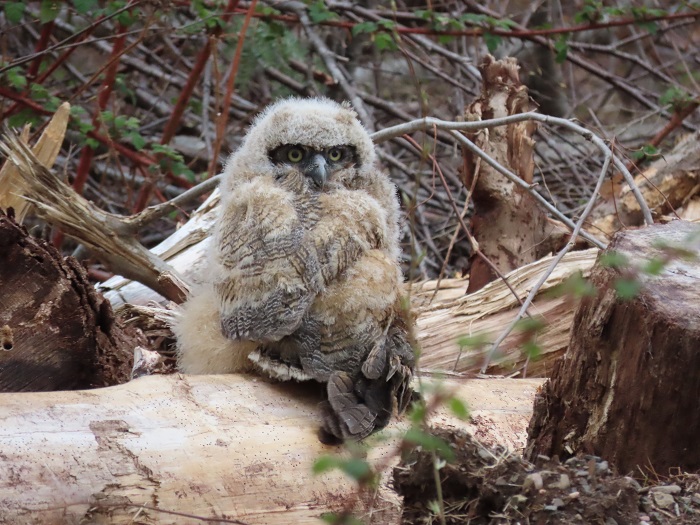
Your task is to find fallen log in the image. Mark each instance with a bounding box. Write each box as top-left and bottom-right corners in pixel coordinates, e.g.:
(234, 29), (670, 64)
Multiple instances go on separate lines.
(592, 130), (700, 237)
(526, 220), (700, 475)
(415, 248), (597, 376)
(0, 374), (543, 524)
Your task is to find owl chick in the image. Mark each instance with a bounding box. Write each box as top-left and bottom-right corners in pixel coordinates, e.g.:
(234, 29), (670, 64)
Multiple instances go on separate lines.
(174, 98), (414, 441)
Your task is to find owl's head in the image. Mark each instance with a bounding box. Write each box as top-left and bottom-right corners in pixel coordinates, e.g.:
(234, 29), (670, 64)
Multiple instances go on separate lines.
(222, 98), (376, 189)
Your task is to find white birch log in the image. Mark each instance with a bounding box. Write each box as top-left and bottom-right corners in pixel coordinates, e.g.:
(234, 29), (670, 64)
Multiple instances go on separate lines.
(0, 374), (542, 524)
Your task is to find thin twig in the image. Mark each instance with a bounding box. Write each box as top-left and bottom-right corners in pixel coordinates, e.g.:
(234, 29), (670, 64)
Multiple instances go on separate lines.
(285, 2), (375, 130)
(372, 111), (654, 237)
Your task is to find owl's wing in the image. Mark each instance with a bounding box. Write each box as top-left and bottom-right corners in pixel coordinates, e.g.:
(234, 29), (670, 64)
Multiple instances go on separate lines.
(214, 179), (322, 343)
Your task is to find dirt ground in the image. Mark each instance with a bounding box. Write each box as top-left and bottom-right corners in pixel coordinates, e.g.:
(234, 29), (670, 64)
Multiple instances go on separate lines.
(394, 428), (700, 525)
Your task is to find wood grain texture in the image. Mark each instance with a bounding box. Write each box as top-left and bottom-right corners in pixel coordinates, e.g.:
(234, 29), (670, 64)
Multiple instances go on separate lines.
(0, 374), (543, 524)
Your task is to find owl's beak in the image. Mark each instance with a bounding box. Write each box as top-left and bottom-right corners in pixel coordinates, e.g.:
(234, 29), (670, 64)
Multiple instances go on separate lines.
(307, 153), (329, 188)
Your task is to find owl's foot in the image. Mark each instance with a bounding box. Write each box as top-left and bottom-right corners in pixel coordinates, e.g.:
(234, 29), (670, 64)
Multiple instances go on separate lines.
(320, 371), (377, 442)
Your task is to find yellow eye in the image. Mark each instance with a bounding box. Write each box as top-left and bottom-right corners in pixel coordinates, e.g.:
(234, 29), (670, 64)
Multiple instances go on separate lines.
(328, 148), (342, 162)
(287, 148), (303, 163)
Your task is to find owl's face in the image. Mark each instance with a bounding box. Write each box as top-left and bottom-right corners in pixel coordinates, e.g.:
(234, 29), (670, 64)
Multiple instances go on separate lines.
(268, 143), (359, 188)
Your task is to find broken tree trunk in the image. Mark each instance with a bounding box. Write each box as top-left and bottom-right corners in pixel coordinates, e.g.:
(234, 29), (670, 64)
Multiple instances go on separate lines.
(526, 221), (700, 475)
(0, 374), (543, 524)
(463, 55), (567, 293)
(0, 209), (137, 391)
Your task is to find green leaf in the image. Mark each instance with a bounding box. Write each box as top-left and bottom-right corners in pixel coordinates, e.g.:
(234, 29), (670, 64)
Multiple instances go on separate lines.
(124, 116), (140, 130)
(340, 458), (372, 482)
(85, 137), (100, 149)
(73, 0), (98, 14)
(427, 500), (441, 514)
(4, 2), (25, 23)
(599, 251), (629, 269)
(554, 35), (569, 64)
(573, 0), (603, 24)
(7, 108), (40, 128)
(514, 316), (546, 333)
(70, 105), (87, 117)
(312, 455), (339, 474)
(641, 144), (659, 157)
(448, 397), (470, 420)
(522, 340), (541, 360)
(45, 96), (61, 112)
(659, 87), (693, 111)
(660, 87), (680, 107)
(457, 333), (490, 349)
(374, 32), (396, 51)
(6, 68), (27, 89)
(550, 271), (597, 298)
(320, 512), (364, 525)
(460, 13), (488, 25)
(127, 131), (146, 150)
(39, 0), (61, 23)
(642, 257), (666, 276)
(408, 401), (427, 425)
(117, 9), (138, 27)
(483, 32), (501, 53)
(635, 21), (658, 35)
(171, 162), (195, 181)
(614, 278), (641, 300)
(76, 121), (94, 134)
(100, 110), (115, 123)
(492, 18), (517, 29)
(403, 429), (455, 462)
(308, 1), (338, 23)
(151, 143), (184, 162)
(352, 21), (378, 36)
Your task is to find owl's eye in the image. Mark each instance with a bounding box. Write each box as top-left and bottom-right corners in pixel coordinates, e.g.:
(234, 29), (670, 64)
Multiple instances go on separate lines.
(328, 147), (343, 162)
(287, 147), (304, 163)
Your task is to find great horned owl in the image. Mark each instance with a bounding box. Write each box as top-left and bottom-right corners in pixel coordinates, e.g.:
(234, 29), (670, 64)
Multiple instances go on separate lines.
(174, 98), (415, 442)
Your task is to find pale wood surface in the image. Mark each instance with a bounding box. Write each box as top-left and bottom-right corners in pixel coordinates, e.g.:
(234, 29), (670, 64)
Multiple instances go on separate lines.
(0, 374), (543, 524)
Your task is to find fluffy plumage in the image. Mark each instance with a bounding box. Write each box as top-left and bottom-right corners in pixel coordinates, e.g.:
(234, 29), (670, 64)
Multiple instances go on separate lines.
(174, 97), (414, 441)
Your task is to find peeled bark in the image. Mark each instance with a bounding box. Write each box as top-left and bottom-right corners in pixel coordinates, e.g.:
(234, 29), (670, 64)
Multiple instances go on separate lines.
(526, 221), (700, 475)
(0, 374), (543, 524)
(463, 55), (567, 293)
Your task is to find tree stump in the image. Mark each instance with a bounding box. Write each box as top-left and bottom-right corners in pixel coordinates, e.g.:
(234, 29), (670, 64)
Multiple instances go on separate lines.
(526, 221), (700, 475)
(0, 209), (138, 391)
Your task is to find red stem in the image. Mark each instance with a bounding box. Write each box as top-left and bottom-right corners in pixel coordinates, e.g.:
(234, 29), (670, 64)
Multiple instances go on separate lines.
(160, 0), (240, 146)
(208, 0), (258, 177)
(52, 25), (129, 248)
(71, 26), (128, 197)
(27, 21), (55, 79)
(229, 8), (699, 38)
